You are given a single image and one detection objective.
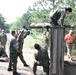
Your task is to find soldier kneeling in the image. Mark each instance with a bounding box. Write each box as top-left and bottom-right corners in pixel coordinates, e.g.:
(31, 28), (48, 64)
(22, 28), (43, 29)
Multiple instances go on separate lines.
(33, 43), (49, 75)
(0, 44), (8, 62)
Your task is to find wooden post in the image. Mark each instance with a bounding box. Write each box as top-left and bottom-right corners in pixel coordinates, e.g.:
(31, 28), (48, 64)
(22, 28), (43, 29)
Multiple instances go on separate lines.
(50, 26), (65, 75)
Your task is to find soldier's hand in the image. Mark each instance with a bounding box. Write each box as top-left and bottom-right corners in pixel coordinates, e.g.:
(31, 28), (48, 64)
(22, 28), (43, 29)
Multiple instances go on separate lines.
(17, 52), (20, 55)
(5, 57), (8, 61)
(27, 30), (30, 35)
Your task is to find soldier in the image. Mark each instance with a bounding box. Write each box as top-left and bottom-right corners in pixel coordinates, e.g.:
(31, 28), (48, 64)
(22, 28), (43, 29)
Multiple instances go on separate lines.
(0, 42), (8, 62)
(17, 26), (30, 67)
(43, 26), (51, 50)
(33, 43), (49, 75)
(49, 7), (72, 26)
(8, 31), (20, 75)
(0, 30), (7, 50)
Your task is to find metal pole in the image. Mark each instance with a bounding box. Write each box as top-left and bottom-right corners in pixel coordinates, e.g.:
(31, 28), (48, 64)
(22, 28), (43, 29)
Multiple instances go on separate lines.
(50, 26), (65, 75)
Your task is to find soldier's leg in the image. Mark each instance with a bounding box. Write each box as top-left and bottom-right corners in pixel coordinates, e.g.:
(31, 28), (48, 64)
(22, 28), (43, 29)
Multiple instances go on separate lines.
(3, 43), (6, 50)
(53, 20), (58, 26)
(18, 52), (29, 66)
(43, 66), (49, 75)
(8, 55), (12, 71)
(43, 61), (49, 75)
(12, 57), (18, 75)
(8, 60), (12, 71)
(66, 43), (72, 58)
(51, 18), (58, 26)
(33, 62), (38, 75)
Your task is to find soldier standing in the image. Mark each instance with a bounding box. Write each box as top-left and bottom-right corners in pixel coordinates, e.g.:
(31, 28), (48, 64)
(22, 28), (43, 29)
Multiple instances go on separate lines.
(43, 26), (51, 50)
(0, 30), (7, 50)
(33, 43), (49, 75)
(8, 30), (20, 75)
(17, 26), (30, 67)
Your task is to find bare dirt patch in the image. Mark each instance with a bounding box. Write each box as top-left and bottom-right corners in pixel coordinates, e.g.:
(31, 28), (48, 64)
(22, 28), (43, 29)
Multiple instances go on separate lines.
(0, 48), (44, 75)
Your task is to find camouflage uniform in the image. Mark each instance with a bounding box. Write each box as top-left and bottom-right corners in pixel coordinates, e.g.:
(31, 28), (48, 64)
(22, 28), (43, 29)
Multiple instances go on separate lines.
(49, 8), (66, 26)
(0, 45), (8, 57)
(0, 31), (7, 50)
(44, 26), (51, 50)
(8, 31), (18, 75)
(17, 29), (29, 66)
(33, 43), (49, 75)
(0, 43), (8, 61)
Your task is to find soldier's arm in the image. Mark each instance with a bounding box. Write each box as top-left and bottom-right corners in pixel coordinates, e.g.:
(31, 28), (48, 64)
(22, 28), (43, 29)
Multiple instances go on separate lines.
(12, 39), (18, 50)
(5, 34), (7, 42)
(34, 52), (39, 61)
(60, 13), (65, 25)
(17, 33), (21, 42)
(43, 44), (48, 51)
(23, 31), (28, 38)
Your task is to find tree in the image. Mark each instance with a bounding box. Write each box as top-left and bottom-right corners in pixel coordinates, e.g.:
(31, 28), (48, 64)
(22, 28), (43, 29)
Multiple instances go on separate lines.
(0, 13), (6, 29)
(10, 17), (22, 30)
(32, 0), (76, 26)
(10, 0), (76, 29)
(29, 10), (49, 23)
(21, 11), (31, 28)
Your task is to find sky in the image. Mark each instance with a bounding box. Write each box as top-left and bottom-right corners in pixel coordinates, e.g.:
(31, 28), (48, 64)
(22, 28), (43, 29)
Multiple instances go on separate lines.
(0, 0), (37, 23)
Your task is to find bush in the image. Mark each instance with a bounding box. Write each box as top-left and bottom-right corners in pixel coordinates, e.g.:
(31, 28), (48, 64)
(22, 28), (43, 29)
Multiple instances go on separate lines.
(23, 34), (44, 48)
(72, 50), (76, 56)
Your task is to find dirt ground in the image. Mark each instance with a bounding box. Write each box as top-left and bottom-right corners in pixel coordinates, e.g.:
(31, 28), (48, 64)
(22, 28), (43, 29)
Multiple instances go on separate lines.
(0, 48), (44, 75)
(0, 47), (74, 75)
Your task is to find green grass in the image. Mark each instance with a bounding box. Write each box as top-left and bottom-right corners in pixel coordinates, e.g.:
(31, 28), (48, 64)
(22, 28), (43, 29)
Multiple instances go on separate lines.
(23, 34), (44, 48)
(23, 35), (36, 48)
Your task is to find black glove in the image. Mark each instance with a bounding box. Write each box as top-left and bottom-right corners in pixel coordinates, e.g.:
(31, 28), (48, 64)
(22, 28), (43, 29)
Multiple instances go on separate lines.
(27, 30), (30, 35)
(17, 52), (20, 55)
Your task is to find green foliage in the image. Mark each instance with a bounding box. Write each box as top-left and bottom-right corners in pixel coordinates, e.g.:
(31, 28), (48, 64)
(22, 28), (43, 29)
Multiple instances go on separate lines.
(63, 8), (76, 26)
(72, 50), (76, 56)
(31, 29), (45, 44)
(29, 10), (49, 23)
(23, 35), (44, 48)
(8, 0), (76, 31)
(21, 11), (31, 28)
(10, 17), (22, 30)
(0, 13), (8, 29)
(23, 29), (45, 48)
(23, 35), (36, 48)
